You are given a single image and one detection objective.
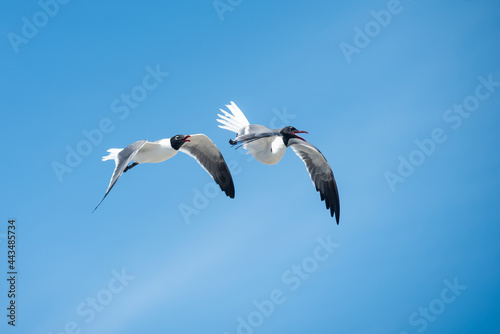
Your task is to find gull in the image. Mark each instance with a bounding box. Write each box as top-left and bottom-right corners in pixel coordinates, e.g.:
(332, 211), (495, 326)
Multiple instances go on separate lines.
(217, 102), (340, 223)
(93, 134), (235, 212)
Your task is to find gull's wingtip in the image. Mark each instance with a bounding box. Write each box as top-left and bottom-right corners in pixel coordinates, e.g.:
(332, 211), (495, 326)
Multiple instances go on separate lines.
(92, 201), (102, 213)
(92, 194), (108, 213)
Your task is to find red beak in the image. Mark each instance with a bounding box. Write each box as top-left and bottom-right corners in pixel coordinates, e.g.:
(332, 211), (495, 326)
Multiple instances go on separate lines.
(293, 130), (308, 141)
(183, 135), (192, 142)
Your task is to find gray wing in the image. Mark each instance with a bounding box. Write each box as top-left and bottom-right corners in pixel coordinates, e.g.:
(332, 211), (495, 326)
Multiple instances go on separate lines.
(288, 139), (340, 224)
(240, 124), (275, 136)
(93, 140), (147, 212)
(179, 134), (235, 198)
(232, 125), (281, 147)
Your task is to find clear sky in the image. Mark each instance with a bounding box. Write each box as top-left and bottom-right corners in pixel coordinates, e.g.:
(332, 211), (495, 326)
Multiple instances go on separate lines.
(1, 0), (500, 333)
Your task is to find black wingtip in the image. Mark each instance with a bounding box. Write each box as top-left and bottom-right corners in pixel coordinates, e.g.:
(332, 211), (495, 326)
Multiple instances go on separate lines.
(229, 139), (237, 146)
(332, 198), (340, 225)
(220, 178), (235, 199)
(93, 189), (112, 213)
(226, 182), (235, 199)
(216, 169), (235, 199)
(224, 181), (236, 199)
(92, 196), (106, 213)
(328, 203), (340, 224)
(321, 183), (339, 224)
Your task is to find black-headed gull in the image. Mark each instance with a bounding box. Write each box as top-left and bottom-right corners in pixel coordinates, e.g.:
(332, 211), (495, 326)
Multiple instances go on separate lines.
(217, 102), (340, 223)
(94, 134), (235, 212)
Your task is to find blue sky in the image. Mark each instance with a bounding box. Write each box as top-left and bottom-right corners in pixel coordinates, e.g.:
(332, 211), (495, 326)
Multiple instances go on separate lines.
(1, 0), (500, 333)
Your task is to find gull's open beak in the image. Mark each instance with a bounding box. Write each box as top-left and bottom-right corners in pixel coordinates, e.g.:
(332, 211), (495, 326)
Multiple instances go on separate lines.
(293, 130), (308, 141)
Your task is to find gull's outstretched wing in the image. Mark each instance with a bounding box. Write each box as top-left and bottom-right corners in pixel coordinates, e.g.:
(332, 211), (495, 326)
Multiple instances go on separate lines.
(93, 140), (148, 212)
(179, 134), (235, 198)
(232, 126), (281, 147)
(288, 138), (340, 224)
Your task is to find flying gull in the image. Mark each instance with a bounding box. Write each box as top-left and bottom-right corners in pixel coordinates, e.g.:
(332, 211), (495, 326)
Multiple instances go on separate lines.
(94, 134), (235, 212)
(217, 102), (340, 223)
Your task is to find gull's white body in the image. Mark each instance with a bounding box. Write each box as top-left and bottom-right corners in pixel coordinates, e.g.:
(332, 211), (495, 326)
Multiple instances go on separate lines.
(239, 126), (286, 165)
(103, 140), (177, 164)
(132, 140), (177, 163)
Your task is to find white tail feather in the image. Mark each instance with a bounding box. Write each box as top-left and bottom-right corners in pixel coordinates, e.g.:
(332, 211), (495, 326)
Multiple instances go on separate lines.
(102, 148), (122, 162)
(216, 101), (250, 134)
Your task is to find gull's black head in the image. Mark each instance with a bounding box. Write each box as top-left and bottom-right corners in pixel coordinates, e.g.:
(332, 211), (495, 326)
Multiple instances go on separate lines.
(170, 134), (191, 150)
(280, 126), (308, 145)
